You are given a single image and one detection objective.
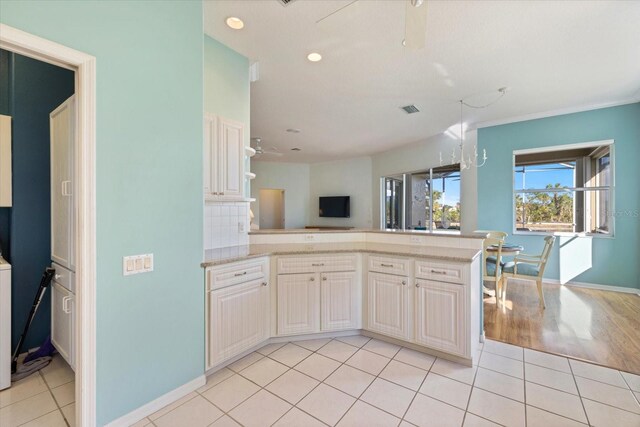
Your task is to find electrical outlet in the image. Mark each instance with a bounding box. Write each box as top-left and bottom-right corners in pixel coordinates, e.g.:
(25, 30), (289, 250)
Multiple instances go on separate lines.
(123, 254), (153, 276)
(305, 234), (315, 241)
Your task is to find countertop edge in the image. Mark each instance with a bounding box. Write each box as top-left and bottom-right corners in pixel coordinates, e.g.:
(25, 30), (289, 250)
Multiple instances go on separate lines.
(248, 229), (487, 239)
(201, 248), (481, 268)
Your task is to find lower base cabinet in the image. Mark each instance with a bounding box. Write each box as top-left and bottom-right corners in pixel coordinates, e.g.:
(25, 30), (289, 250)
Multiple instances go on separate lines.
(367, 272), (409, 340)
(415, 279), (467, 356)
(277, 273), (320, 336)
(208, 278), (269, 369)
(51, 281), (75, 370)
(321, 271), (360, 331)
(277, 269), (360, 336)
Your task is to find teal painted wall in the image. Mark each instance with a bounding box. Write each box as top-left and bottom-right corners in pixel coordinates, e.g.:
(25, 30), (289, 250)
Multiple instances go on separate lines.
(478, 103), (640, 289)
(204, 36), (249, 131)
(0, 1), (204, 424)
(0, 49), (75, 351)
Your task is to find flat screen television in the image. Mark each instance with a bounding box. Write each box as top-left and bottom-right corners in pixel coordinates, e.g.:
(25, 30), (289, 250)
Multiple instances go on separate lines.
(319, 196), (350, 218)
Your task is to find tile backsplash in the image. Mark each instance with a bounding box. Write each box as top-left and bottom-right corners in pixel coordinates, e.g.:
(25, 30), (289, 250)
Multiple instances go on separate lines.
(204, 202), (249, 250)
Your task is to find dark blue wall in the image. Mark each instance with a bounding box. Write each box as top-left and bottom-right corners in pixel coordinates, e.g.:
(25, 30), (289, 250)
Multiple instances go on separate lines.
(0, 50), (11, 259)
(0, 49), (74, 350)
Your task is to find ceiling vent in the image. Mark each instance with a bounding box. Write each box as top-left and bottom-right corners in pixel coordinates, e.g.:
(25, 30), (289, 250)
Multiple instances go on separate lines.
(401, 105), (420, 114)
(277, 0), (297, 6)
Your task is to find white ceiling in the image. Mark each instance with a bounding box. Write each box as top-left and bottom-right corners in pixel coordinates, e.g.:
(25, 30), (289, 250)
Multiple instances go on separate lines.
(204, 0), (640, 162)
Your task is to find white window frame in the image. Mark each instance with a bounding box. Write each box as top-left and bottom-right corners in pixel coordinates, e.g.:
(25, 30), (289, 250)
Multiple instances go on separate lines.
(512, 139), (615, 238)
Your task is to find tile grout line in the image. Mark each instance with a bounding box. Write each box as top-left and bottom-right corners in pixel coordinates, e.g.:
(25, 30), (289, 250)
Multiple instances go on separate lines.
(523, 346), (527, 427)
(462, 345), (512, 427)
(38, 370), (72, 427)
(332, 342), (402, 426)
(568, 358), (592, 426)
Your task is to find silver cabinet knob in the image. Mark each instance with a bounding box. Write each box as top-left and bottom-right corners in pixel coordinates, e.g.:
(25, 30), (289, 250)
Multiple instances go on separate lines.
(401, 281), (406, 286)
(310, 277), (315, 282)
(322, 276), (327, 281)
(415, 283), (419, 288)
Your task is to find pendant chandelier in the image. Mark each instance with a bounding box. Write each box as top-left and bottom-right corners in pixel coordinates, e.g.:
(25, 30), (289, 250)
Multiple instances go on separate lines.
(440, 87), (508, 170)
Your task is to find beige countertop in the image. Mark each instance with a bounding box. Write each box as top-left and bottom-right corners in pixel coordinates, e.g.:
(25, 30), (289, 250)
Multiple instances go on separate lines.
(202, 243), (481, 268)
(249, 228), (487, 239)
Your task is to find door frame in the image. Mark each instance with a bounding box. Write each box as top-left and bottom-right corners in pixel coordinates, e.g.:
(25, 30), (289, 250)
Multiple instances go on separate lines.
(0, 24), (97, 426)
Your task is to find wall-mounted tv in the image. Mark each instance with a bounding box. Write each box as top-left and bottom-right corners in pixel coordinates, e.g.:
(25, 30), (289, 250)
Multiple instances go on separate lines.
(319, 196), (350, 218)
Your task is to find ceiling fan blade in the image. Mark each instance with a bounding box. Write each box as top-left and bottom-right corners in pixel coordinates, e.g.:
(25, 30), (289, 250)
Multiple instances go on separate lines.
(263, 151), (284, 157)
(404, 0), (428, 49)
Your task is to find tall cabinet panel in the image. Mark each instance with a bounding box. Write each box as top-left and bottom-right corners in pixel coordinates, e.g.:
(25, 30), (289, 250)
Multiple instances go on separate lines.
(50, 95), (76, 371)
(50, 96), (75, 270)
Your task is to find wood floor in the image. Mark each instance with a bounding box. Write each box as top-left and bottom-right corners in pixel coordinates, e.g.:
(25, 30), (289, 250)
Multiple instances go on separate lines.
(484, 279), (640, 374)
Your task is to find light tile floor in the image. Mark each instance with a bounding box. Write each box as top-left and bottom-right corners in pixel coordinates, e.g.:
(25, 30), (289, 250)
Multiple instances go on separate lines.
(0, 354), (75, 426)
(3, 337), (640, 426)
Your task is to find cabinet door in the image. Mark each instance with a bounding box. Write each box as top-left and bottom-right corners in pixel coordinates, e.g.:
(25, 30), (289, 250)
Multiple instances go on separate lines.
(415, 279), (467, 357)
(51, 282), (74, 368)
(321, 271), (359, 331)
(367, 272), (409, 340)
(277, 273), (320, 336)
(208, 279), (269, 368)
(50, 96), (75, 269)
(217, 117), (244, 199)
(203, 113), (218, 197)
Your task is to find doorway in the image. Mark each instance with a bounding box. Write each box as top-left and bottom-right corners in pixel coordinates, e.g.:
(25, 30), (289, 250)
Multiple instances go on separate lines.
(1, 23), (97, 426)
(259, 189), (285, 229)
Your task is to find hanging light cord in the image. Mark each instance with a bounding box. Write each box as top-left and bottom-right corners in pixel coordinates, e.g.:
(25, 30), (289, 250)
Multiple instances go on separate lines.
(460, 87), (508, 109)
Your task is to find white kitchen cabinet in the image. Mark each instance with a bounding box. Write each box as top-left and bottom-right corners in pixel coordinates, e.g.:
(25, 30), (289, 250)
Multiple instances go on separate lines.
(321, 271), (360, 331)
(277, 273), (320, 336)
(204, 113), (245, 201)
(50, 96), (75, 270)
(367, 272), (409, 340)
(51, 281), (75, 370)
(207, 278), (269, 369)
(415, 279), (467, 357)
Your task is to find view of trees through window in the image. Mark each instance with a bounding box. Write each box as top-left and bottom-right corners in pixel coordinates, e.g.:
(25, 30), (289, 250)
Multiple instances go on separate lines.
(513, 143), (612, 234)
(382, 165), (461, 232)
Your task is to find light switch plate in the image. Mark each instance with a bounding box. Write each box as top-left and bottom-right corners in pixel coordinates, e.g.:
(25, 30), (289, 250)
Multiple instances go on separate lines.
(123, 253), (153, 276)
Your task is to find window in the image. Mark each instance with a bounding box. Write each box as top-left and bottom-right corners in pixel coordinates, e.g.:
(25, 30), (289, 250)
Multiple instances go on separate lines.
(513, 142), (613, 235)
(382, 164), (461, 232)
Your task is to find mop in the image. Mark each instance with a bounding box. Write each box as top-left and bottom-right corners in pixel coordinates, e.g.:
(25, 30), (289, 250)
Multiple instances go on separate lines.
(11, 267), (56, 381)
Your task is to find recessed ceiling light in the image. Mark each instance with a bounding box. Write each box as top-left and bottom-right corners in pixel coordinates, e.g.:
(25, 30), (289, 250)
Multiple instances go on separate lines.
(307, 52), (322, 62)
(286, 128), (301, 133)
(226, 17), (244, 30)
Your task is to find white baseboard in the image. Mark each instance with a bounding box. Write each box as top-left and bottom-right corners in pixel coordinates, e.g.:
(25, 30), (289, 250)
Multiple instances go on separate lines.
(104, 375), (206, 427)
(549, 279), (639, 295)
(507, 277), (640, 295)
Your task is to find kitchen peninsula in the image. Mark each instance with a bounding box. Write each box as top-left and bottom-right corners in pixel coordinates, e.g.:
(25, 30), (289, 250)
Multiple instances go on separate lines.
(202, 229), (484, 375)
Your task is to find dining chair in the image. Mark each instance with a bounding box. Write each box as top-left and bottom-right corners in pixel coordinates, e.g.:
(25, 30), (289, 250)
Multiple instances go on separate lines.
(481, 231), (508, 298)
(500, 235), (556, 308)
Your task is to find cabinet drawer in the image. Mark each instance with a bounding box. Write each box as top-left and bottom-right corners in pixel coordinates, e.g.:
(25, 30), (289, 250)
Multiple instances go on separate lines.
(277, 255), (357, 274)
(415, 260), (464, 284)
(207, 258), (268, 291)
(368, 255), (410, 276)
(52, 262), (74, 293)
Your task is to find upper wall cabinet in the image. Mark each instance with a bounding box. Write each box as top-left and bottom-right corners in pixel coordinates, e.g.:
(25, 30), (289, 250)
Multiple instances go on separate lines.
(204, 113), (245, 201)
(0, 115), (11, 207)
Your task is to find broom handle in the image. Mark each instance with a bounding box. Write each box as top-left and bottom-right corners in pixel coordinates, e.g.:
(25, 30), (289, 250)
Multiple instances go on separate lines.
(11, 268), (56, 372)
